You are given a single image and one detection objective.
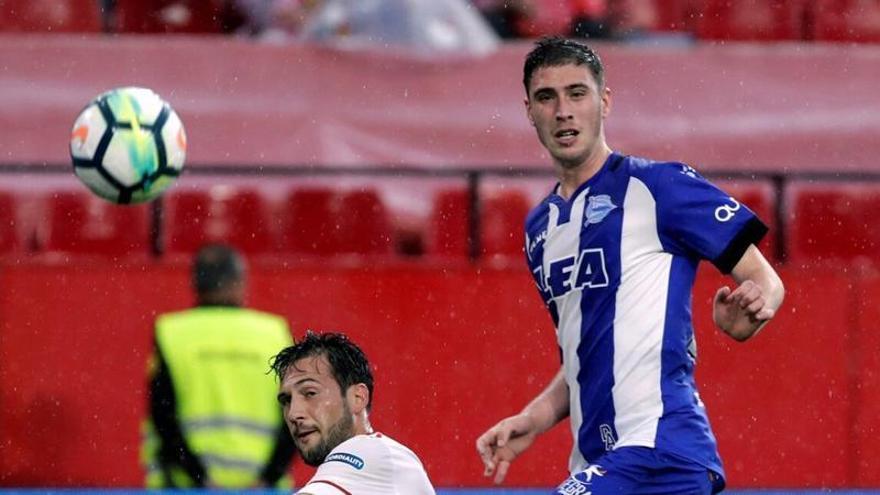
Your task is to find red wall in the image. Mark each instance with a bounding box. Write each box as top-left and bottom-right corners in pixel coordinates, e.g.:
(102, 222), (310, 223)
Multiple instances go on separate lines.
(0, 260), (877, 488)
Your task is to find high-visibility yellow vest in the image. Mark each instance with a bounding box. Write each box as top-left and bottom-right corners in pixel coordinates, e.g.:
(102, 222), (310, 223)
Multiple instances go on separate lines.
(141, 307), (293, 488)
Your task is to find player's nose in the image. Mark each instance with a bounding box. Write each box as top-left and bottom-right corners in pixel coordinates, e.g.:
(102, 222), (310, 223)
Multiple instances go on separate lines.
(285, 400), (307, 423)
(555, 99), (574, 121)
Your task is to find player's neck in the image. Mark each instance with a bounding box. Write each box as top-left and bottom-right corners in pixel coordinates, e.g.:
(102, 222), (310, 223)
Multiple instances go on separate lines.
(556, 144), (612, 200)
(354, 415), (374, 436)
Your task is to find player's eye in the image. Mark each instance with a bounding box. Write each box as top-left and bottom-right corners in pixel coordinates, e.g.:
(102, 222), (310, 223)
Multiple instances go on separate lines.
(533, 90), (555, 102)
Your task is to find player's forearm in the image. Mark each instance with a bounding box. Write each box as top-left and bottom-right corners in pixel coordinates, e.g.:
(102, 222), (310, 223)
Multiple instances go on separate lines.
(520, 369), (569, 434)
(752, 268), (784, 318)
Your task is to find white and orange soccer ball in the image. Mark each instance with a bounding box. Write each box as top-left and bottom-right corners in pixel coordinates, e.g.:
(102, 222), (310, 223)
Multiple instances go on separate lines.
(69, 87), (186, 204)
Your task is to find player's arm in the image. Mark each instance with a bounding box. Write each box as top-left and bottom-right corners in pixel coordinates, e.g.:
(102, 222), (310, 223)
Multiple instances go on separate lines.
(476, 368), (569, 485)
(517, 368), (569, 432)
(713, 244), (785, 342)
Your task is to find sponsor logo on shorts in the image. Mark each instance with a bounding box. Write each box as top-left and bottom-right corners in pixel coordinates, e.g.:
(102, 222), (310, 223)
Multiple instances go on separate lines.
(555, 465), (606, 495)
(325, 452), (364, 470)
(556, 477), (590, 495)
(578, 464), (607, 482)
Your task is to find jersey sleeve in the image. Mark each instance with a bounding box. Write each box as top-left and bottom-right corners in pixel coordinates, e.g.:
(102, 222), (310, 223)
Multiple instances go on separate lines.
(296, 478), (354, 495)
(298, 461), (364, 494)
(650, 163), (768, 273)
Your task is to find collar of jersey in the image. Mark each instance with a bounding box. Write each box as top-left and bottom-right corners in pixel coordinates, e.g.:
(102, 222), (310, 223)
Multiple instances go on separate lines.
(551, 151), (620, 204)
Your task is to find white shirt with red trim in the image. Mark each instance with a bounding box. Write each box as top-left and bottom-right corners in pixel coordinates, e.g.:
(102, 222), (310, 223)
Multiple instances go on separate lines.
(296, 432), (435, 495)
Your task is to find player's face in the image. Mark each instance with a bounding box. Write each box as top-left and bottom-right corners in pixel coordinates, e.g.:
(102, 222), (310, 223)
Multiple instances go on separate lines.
(525, 63), (611, 170)
(277, 354), (356, 466)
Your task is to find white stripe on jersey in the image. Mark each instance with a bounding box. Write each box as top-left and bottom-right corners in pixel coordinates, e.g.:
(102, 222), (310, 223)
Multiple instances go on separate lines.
(543, 188), (590, 473)
(613, 177), (668, 449)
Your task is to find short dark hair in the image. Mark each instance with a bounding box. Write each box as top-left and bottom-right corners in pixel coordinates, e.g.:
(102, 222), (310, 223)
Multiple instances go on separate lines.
(270, 331), (375, 410)
(192, 244), (246, 295)
(523, 36), (605, 95)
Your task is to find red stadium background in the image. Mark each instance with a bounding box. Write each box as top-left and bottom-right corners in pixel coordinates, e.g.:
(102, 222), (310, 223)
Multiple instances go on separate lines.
(1, 15), (880, 491)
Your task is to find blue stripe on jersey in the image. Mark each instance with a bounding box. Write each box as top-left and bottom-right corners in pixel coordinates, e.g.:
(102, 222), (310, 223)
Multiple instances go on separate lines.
(572, 157), (629, 466)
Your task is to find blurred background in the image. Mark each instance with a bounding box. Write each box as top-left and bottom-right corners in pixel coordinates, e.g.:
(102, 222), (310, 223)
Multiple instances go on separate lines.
(1, 0), (880, 492)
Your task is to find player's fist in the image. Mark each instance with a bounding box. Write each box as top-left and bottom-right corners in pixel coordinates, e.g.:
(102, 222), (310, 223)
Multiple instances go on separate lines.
(713, 280), (775, 341)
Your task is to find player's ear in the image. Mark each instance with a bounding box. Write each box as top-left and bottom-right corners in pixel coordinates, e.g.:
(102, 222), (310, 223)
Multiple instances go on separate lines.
(524, 97), (535, 127)
(346, 383), (370, 414)
(601, 86), (612, 119)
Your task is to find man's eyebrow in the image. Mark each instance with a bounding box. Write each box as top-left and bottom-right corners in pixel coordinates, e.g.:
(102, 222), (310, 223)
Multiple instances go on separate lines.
(292, 377), (320, 387)
(533, 83), (589, 95)
(276, 377), (320, 403)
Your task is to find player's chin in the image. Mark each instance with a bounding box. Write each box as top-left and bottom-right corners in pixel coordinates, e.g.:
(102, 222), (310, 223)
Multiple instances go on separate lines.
(295, 431), (319, 449)
(298, 446), (326, 467)
(554, 150), (587, 169)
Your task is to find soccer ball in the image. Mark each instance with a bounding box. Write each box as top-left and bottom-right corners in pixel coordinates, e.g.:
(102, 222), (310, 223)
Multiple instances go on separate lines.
(69, 87), (186, 204)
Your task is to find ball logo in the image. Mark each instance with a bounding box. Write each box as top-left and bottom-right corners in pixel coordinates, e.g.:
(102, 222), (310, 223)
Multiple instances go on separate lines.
(71, 125), (89, 149)
(177, 128), (187, 151)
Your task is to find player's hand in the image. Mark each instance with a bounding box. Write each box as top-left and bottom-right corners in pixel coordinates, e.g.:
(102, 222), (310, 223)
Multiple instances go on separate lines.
(475, 413), (539, 485)
(713, 279), (775, 341)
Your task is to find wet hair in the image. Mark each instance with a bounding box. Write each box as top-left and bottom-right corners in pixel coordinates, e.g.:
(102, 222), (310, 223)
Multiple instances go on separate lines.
(523, 36), (605, 95)
(192, 244), (246, 295)
(270, 331), (375, 411)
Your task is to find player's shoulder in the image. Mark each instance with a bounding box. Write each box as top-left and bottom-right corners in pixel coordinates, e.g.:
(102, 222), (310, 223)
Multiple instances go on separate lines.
(616, 153), (709, 193)
(306, 433), (434, 494)
(618, 153), (692, 178)
(348, 433), (427, 471)
(338, 432), (414, 457)
(525, 184), (561, 230)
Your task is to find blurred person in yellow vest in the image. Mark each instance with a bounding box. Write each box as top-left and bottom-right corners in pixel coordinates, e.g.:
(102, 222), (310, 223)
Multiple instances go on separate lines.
(141, 243), (295, 488)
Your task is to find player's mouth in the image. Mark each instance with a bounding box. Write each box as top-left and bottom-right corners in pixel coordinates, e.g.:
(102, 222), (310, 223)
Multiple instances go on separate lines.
(295, 428), (319, 444)
(554, 128), (579, 146)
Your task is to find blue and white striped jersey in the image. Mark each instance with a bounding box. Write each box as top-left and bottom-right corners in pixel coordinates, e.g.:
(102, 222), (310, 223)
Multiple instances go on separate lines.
(524, 153), (767, 479)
